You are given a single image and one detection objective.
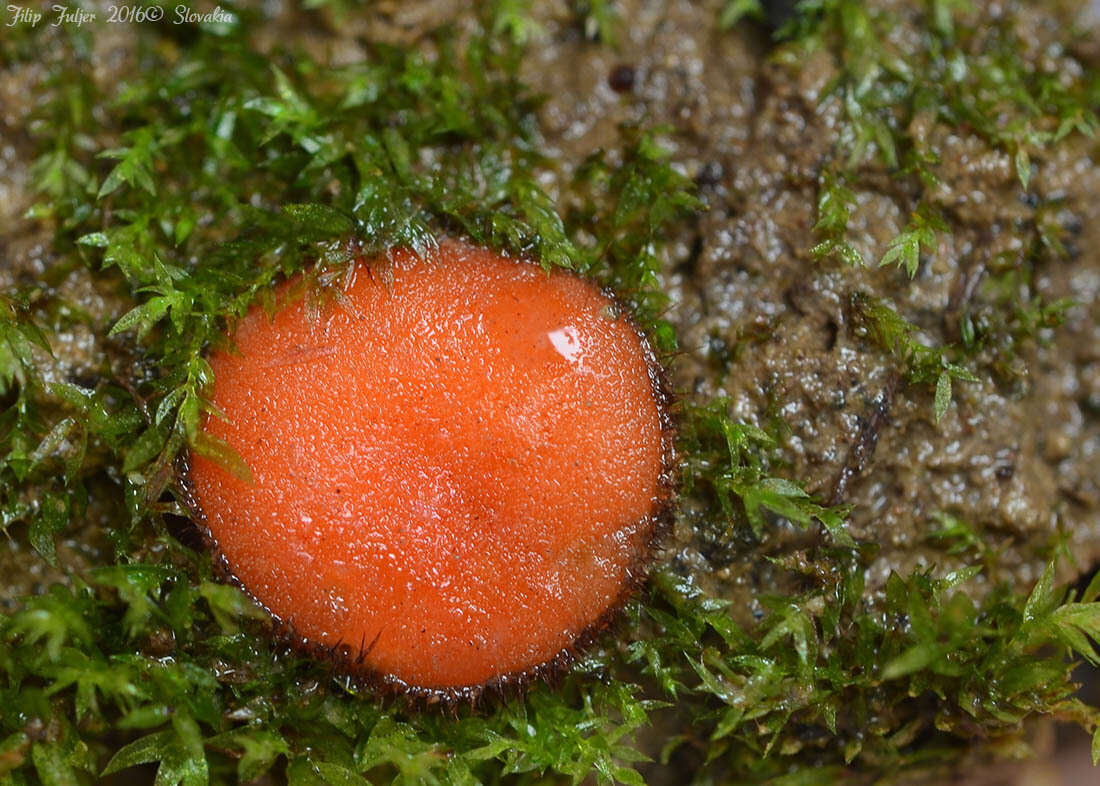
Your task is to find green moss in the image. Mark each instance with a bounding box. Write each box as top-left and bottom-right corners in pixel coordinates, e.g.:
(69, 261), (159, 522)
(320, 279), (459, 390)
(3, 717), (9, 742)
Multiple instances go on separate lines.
(794, 0), (1096, 419)
(681, 398), (854, 546)
(719, 0), (766, 30)
(2, 1), (1100, 784)
(850, 292), (978, 422)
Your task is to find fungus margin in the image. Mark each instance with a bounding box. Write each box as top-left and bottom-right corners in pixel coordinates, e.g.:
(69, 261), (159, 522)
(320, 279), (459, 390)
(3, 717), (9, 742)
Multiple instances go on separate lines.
(178, 245), (680, 708)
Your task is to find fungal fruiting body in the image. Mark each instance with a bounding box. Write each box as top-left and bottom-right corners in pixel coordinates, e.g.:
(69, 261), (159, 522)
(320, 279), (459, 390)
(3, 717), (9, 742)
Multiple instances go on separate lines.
(187, 242), (672, 696)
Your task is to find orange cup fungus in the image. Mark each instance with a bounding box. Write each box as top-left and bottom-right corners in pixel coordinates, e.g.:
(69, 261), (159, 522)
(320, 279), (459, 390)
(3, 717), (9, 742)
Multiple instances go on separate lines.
(185, 242), (674, 700)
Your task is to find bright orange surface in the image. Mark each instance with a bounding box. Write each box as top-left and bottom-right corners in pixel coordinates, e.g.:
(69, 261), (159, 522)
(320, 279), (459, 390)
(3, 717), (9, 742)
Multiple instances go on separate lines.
(188, 243), (667, 690)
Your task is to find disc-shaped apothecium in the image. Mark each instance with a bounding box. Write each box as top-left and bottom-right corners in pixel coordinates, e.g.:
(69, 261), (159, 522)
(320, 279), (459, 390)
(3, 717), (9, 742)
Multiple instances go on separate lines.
(186, 242), (673, 698)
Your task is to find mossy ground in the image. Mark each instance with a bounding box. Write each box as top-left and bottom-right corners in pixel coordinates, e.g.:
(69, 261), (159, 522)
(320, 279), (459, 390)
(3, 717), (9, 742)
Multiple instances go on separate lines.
(2, 1), (1100, 783)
